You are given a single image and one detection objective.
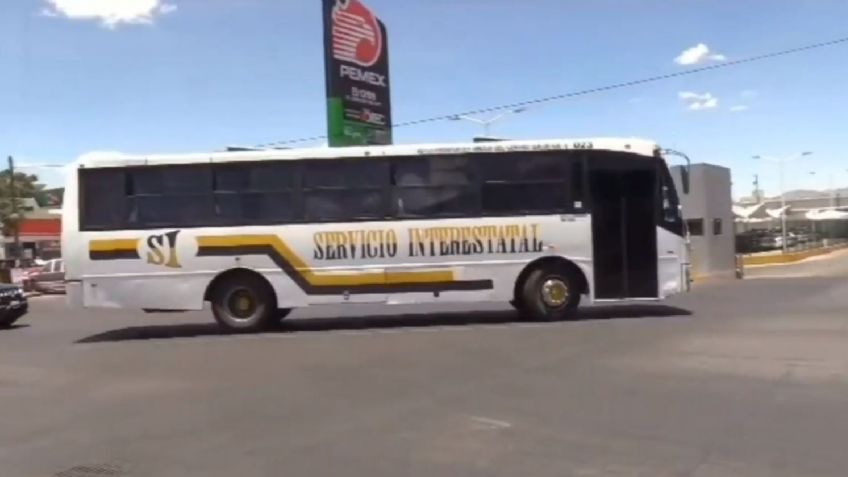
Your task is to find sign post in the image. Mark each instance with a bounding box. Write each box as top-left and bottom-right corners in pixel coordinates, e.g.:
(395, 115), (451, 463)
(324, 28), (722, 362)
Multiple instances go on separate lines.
(323, 0), (392, 147)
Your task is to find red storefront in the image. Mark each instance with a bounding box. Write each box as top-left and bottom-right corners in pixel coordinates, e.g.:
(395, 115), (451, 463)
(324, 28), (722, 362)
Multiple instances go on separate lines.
(9, 217), (62, 260)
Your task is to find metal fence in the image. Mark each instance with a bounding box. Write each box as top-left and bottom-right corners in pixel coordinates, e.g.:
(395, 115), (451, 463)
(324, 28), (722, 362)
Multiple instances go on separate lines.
(735, 219), (848, 254)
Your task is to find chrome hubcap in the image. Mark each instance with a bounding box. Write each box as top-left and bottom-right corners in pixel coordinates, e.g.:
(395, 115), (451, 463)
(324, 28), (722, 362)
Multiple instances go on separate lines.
(227, 289), (257, 321)
(541, 278), (569, 307)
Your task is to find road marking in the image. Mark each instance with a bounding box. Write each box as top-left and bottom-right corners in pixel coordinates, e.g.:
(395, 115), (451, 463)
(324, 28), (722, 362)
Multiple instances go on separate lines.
(469, 416), (512, 430)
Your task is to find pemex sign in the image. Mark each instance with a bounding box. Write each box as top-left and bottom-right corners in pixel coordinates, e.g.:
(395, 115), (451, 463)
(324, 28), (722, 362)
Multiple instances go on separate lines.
(322, 0), (392, 147)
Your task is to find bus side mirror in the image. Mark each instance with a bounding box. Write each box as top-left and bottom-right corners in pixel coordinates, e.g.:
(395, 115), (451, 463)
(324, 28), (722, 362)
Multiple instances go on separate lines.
(680, 167), (690, 195)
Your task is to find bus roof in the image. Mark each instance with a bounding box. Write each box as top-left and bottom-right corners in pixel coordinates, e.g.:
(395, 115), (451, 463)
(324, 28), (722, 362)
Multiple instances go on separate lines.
(75, 137), (660, 168)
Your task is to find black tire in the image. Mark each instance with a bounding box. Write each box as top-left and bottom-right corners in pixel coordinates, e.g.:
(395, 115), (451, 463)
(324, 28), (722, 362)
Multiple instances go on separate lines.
(0, 310), (25, 329)
(276, 308), (292, 321)
(519, 265), (581, 321)
(210, 273), (277, 333)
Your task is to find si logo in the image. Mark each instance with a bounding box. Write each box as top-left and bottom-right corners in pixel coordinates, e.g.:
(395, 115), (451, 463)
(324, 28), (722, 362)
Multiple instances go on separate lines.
(146, 230), (181, 268)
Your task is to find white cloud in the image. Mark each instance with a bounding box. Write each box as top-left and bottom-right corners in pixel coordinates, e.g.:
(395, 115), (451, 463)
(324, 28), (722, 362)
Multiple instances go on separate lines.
(41, 0), (177, 28)
(674, 43), (727, 66)
(678, 91), (708, 101)
(678, 91), (719, 111)
(689, 98), (718, 110)
(730, 105), (749, 112)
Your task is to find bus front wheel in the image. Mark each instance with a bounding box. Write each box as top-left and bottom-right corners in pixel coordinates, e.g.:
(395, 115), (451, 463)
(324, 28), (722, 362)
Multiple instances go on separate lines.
(210, 273), (277, 332)
(519, 265), (581, 321)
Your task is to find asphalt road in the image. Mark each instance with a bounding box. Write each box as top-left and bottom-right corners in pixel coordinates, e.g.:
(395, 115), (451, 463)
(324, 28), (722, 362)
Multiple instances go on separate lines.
(2, 260), (848, 476)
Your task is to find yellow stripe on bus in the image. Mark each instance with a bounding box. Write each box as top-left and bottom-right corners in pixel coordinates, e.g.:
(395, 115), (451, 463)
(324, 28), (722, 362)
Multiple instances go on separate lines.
(196, 234), (456, 286)
(89, 238), (140, 252)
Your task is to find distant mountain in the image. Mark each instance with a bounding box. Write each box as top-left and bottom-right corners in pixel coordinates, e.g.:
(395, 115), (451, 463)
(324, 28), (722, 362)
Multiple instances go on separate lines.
(782, 189), (829, 200)
(766, 188), (848, 201)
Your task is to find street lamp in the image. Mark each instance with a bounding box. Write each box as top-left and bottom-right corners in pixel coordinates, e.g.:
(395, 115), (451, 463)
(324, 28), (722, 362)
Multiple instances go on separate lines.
(449, 107), (528, 137)
(808, 170), (838, 208)
(753, 151), (813, 253)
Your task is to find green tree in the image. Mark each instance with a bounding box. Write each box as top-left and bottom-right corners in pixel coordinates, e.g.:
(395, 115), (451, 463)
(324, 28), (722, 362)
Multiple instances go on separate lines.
(0, 169), (45, 243)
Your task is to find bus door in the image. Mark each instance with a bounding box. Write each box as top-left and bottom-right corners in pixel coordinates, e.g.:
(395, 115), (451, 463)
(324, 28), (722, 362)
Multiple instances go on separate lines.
(589, 156), (659, 299)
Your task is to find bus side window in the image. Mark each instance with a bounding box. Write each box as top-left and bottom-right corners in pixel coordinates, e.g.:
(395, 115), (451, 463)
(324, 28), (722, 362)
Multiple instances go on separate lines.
(80, 168), (128, 231)
(302, 159), (389, 221)
(392, 156), (479, 218)
(659, 166), (683, 227)
(662, 185), (676, 222)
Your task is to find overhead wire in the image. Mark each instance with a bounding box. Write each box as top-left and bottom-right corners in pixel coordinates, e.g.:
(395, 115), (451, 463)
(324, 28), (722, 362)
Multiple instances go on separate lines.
(254, 35), (848, 148)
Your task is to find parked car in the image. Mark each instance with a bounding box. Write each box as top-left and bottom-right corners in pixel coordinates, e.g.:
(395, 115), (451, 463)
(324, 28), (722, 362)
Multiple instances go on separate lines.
(758, 233), (781, 250)
(20, 266), (45, 292)
(758, 232), (799, 250)
(29, 259), (65, 294)
(736, 230), (771, 253)
(0, 283), (28, 328)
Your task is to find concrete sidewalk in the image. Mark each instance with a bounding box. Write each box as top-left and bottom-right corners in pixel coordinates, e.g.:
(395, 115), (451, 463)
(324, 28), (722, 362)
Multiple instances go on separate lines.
(744, 247), (848, 279)
(742, 243), (848, 267)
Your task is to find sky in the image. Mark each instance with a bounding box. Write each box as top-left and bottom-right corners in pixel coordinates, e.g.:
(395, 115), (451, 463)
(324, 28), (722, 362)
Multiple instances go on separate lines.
(1, 0), (847, 198)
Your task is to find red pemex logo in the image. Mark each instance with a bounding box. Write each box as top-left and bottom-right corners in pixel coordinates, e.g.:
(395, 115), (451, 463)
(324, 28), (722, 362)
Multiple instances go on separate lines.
(331, 0), (383, 67)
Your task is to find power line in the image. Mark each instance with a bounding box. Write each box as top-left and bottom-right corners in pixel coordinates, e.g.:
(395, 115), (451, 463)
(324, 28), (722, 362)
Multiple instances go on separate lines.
(255, 35), (848, 148)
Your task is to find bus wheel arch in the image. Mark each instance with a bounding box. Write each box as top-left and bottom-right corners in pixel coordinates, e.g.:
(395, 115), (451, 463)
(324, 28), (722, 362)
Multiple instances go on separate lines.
(205, 268), (280, 332)
(512, 257), (588, 320)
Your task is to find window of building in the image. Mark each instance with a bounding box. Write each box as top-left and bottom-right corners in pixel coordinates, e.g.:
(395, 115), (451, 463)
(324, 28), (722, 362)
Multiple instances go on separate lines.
(713, 218), (723, 235)
(686, 218), (704, 236)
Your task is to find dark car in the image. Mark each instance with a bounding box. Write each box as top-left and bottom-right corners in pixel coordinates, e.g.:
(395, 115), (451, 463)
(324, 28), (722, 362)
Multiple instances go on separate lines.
(0, 284), (28, 328)
(29, 259), (65, 294)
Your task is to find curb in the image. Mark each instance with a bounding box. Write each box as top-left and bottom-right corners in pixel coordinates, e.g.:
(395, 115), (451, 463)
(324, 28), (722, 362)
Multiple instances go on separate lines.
(741, 245), (848, 267)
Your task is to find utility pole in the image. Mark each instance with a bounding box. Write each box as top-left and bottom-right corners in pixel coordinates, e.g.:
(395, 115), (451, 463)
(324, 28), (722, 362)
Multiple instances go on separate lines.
(753, 174), (760, 203)
(7, 156), (20, 262)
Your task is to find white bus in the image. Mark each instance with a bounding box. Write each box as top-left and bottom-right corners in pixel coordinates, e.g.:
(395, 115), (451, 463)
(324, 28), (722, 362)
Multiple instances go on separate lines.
(63, 138), (690, 332)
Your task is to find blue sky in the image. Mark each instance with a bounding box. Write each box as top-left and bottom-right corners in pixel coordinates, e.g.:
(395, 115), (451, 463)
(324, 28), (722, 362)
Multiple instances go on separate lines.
(2, 0), (847, 197)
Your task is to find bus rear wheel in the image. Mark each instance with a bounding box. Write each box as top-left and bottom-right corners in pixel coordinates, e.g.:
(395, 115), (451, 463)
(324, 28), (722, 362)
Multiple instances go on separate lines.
(210, 273), (277, 333)
(519, 265), (581, 321)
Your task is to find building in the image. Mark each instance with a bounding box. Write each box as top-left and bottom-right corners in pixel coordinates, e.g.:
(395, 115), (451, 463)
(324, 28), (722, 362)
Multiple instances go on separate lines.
(733, 193), (848, 248)
(671, 163), (736, 280)
(1, 197), (62, 261)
